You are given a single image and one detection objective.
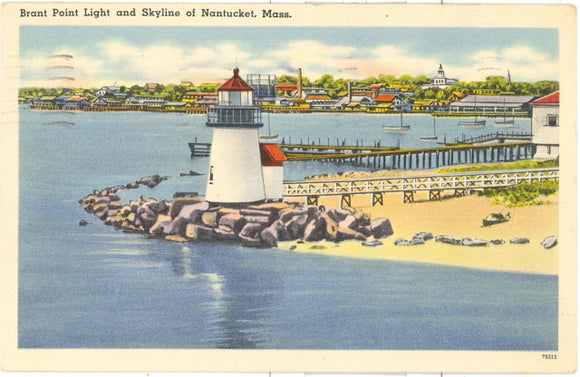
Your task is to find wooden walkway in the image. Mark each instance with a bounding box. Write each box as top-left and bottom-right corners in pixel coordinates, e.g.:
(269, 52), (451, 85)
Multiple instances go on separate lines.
(283, 168), (559, 206)
(440, 131), (533, 146)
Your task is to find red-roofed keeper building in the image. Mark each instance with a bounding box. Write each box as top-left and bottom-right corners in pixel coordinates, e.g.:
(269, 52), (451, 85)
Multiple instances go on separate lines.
(531, 91), (559, 160)
(260, 143), (288, 201)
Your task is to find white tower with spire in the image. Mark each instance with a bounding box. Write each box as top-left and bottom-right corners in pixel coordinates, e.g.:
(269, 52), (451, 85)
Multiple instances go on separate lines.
(205, 68), (266, 205)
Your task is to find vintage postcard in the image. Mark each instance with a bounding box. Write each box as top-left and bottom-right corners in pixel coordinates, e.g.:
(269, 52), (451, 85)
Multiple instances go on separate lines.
(1, 2), (577, 374)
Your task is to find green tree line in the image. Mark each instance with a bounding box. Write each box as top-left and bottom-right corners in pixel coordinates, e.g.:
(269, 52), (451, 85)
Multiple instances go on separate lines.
(20, 74), (559, 101)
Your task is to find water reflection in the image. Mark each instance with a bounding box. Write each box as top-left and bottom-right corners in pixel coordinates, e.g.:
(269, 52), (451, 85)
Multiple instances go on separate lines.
(166, 243), (278, 349)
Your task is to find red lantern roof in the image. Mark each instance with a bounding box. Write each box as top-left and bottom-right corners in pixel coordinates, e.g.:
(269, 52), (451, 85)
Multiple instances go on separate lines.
(218, 68), (254, 92)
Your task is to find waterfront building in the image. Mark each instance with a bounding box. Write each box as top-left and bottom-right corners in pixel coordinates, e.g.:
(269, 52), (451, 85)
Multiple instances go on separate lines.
(63, 96), (90, 110)
(276, 84), (299, 97)
(126, 94), (167, 108)
(205, 68), (266, 205)
(421, 64), (459, 90)
(94, 86), (120, 97)
(531, 91), (559, 160)
(162, 102), (187, 111)
(449, 95), (536, 114)
(246, 73), (277, 103)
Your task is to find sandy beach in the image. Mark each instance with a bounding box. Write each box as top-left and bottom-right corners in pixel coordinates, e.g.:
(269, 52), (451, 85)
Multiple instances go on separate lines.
(280, 190), (559, 276)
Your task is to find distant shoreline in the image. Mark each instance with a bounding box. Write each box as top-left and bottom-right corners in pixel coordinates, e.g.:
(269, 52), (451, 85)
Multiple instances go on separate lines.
(23, 105), (532, 118)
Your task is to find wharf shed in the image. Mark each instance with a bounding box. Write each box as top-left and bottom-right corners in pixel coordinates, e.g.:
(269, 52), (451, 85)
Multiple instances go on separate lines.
(449, 95), (537, 114)
(531, 91), (559, 160)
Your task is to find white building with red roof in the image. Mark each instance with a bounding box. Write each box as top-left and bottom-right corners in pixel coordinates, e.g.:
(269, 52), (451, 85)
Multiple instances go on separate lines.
(260, 143), (288, 201)
(531, 91), (559, 160)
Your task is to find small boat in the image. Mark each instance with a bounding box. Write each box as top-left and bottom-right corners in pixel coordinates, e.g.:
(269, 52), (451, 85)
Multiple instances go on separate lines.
(494, 119), (515, 127)
(510, 237), (530, 244)
(482, 212), (511, 227)
(260, 134), (279, 142)
(541, 236), (558, 249)
(435, 235), (462, 245)
(420, 118), (438, 141)
(459, 119), (486, 128)
(384, 111), (411, 133)
(384, 124), (410, 133)
(260, 110), (279, 142)
(495, 98), (515, 127)
(180, 170), (204, 177)
(361, 240), (383, 247)
(462, 237), (488, 247)
(459, 95), (486, 128)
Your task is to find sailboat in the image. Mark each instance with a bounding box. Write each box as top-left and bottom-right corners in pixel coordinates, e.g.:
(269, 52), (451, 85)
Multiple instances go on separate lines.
(384, 110), (411, 133)
(260, 110), (279, 142)
(420, 117), (438, 141)
(459, 95), (486, 128)
(495, 97), (515, 127)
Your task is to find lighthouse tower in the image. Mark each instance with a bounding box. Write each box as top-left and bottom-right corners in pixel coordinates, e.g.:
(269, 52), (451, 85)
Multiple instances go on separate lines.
(205, 68), (266, 205)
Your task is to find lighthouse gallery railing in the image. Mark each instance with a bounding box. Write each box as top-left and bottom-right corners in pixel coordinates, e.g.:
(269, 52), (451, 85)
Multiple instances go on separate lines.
(207, 106), (262, 127)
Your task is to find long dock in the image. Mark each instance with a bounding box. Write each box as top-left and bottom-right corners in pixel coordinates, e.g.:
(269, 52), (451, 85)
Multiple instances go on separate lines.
(440, 131), (533, 146)
(283, 168), (559, 206)
(190, 140), (536, 170)
(280, 142), (536, 170)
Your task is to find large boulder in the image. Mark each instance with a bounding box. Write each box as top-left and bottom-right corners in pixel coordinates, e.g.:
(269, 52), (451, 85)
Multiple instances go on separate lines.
(185, 224), (216, 241)
(319, 213), (338, 241)
(137, 209), (158, 230)
(167, 216), (191, 237)
(148, 201), (169, 215)
(370, 218), (394, 239)
(219, 213), (247, 233)
(285, 214), (310, 239)
(336, 227), (367, 242)
(214, 226), (238, 241)
(201, 210), (219, 227)
(177, 201), (210, 224)
(326, 208), (353, 223)
(303, 218), (325, 242)
(338, 214), (358, 230)
(169, 197), (206, 218)
(260, 220), (291, 247)
(239, 223), (266, 248)
(149, 215), (172, 237)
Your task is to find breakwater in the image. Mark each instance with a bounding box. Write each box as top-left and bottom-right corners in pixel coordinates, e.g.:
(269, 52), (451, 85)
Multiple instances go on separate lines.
(78, 175), (394, 248)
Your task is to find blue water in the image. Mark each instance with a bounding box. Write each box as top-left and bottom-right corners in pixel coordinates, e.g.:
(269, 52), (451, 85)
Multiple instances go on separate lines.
(18, 109), (556, 350)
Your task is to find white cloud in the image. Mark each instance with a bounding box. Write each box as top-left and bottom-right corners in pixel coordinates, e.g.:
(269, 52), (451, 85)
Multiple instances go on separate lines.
(19, 39), (558, 88)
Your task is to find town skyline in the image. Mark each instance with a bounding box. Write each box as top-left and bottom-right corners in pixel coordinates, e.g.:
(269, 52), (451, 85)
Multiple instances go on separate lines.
(20, 26), (559, 89)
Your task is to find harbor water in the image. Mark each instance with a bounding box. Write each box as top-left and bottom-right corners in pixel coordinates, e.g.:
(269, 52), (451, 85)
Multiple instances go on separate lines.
(18, 109), (557, 350)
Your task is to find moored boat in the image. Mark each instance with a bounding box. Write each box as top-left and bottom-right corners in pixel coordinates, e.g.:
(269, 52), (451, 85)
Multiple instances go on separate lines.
(459, 119), (486, 128)
(384, 111), (411, 133)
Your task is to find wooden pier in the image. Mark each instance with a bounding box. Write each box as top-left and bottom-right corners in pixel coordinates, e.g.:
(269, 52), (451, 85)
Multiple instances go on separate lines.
(188, 138), (211, 157)
(280, 142), (536, 170)
(440, 131), (533, 146)
(190, 139), (536, 170)
(283, 168), (559, 206)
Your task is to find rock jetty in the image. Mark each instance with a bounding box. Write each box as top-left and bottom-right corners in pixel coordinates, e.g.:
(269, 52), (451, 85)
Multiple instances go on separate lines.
(79, 177), (394, 248)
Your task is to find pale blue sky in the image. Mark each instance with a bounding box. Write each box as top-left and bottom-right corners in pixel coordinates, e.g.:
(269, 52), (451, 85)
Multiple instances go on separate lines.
(20, 26), (559, 88)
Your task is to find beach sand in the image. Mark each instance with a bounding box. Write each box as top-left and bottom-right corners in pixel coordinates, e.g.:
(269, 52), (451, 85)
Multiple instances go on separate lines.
(280, 191), (559, 276)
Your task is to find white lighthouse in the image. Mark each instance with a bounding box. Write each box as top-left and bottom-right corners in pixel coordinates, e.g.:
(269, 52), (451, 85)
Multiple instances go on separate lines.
(205, 68), (266, 205)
